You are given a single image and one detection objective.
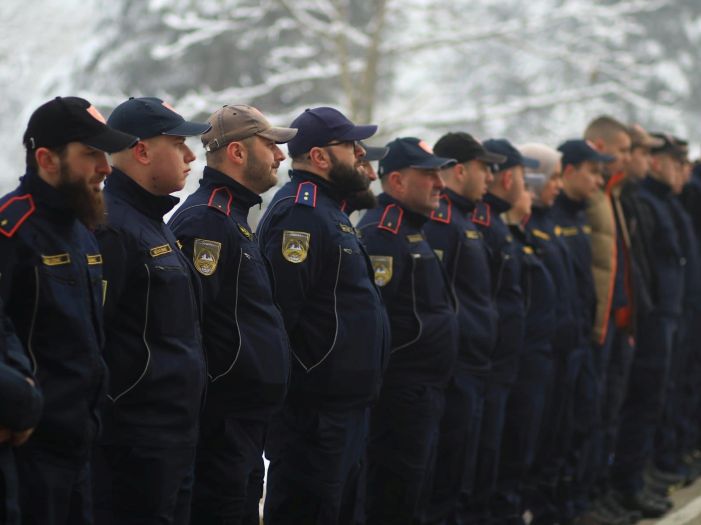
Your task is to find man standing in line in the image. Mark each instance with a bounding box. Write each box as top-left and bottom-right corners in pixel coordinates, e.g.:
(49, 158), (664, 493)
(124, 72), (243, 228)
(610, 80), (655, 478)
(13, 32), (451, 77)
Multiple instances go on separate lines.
(169, 105), (296, 524)
(0, 96), (136, 524)
(93, 97), (210, 524)
(357, 137), (458, 524)
(256, 107), (389, 524)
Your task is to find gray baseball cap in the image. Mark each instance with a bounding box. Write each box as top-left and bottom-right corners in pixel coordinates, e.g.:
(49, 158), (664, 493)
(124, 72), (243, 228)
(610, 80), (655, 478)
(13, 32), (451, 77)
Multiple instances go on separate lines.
(202, 105), (298, 152)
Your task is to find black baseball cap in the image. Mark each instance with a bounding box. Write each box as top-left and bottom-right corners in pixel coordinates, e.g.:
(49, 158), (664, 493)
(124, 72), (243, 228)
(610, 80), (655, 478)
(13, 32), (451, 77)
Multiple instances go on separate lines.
(107, 97), (211, 139)
(433, 132), (506, 165)
(378, 137), (455, 177)
(557, 139), (615, 167)
(23, 96), (138, 153)
(286, 107), (377, 157)
(360, 142), (389, 162)
(483, 138), (540, 171)
(649, 132), (688, 161)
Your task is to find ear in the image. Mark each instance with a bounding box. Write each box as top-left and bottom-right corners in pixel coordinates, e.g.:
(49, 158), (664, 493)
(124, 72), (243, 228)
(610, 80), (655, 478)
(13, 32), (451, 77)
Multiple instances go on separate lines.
(501, 169), (513, 191)
(35, 147), (61, 174)
(386, 170), (405, 194)
(308, 147), (332, 171)
(132, 141), (150, 166)
(225, 141), (246, 166)
(593, 138), (607, 153)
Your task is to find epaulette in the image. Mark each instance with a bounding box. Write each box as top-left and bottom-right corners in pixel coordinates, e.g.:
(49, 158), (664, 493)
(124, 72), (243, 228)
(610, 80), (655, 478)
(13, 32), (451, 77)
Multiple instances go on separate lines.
(430, 194), (452, 224)
(207, 187), (233, 216)
(294, 181), (317, 208)
(378, 203), (403, 234)
(0, 194), (35, 238)
(471, 201), (491, 227)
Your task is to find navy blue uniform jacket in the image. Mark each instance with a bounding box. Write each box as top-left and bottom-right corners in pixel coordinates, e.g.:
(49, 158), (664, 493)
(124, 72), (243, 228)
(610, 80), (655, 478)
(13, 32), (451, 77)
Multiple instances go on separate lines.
(358, 193), (458, 387)
(424, 189), (496, 376)
(0, 170), (105, 458)
(472, 192), (525, 384)
(97, 168), (206, 447)
(169, 167), (290, 422)
(256, 170), (389, 409)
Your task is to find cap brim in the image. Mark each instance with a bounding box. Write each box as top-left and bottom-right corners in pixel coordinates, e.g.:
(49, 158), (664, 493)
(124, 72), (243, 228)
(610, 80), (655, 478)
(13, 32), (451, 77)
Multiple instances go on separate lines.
(82, 127), (138, 153)
(163, 120), (212, 137)
(410, 155), (456, 170)
(593, 153), (615, 163)
(259, 126), (298, 144)
(362, 145), (389, 162)
(476, 151), (507, 164)
(338, 124), (378, 142)
(522, 156), (540, 169)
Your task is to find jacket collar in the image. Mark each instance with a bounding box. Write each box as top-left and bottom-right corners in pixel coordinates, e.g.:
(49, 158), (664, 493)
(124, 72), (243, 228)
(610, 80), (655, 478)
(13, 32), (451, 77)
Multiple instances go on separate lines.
(483, 192), (511, 215)
(641, 175), (672, 197)
(105, 167), (179, 221)
(20, 169), (74, 222)
(444, 188), (476, 213)
(556, 191), (587, 213)
(377, 192), (428, 228)
(200, 166), (262, 212)
(289, 169), (345, 204)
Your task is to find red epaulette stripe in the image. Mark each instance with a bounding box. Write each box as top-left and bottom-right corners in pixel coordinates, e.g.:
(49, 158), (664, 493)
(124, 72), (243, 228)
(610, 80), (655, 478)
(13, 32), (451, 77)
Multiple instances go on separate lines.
(0, 194), (35, 238)
(207, 187), (233, 216)
(430, 194), (452, 224)
(295, 182), (317, 207)
(471, 203), (491, 226)
(377, 204), (403, 234)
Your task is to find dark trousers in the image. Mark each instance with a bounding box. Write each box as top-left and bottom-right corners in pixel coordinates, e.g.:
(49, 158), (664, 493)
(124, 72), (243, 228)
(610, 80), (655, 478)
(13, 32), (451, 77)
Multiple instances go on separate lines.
(93, 444), (196, 525)
(527, 346), (585, 523)
(365, 383), (444, 525)
(457, 380), (510, 525)
(0, 446), (19, 525)
(494, 351), (554, 523)
(190, 417), (266, 525)
(612, 315), (675, 494)
(263, 403), (368, 525)
(421, 371), (484, 525)
(14, 444), (92, 525)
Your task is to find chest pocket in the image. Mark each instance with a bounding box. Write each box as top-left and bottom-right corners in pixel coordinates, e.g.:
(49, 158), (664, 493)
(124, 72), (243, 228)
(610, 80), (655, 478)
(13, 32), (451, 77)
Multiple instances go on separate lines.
(412, 248), (449, 310)
(238, 247), (273, 298)
(146, 253), (197, 339)
(38, 256), (81, 309)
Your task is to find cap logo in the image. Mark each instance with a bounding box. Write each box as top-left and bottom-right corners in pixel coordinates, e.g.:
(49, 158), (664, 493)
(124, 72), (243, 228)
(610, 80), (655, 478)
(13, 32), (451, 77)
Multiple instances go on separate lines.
(418, 140), (433, 154)
(86, 105), (107, 124)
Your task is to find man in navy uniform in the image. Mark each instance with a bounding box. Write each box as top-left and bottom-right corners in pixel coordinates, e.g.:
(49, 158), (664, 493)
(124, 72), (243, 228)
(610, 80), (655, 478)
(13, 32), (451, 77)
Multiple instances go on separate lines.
(169, 105), (296, 524)
(358, 137), (458, 524)
(256, 107), (389, 524)
(0, 96), (136, 524)
(464, 138), (536, 524)
(92, 97), (210, 524)
(421, 132), (504, 524)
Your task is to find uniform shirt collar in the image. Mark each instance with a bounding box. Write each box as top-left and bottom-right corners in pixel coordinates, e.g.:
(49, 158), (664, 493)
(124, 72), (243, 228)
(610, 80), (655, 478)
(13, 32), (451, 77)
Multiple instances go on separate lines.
(105, 167), (179, 220)
(200, 166), (262, 212)
(444, 188), (476, 213)
(289, 169), (344, 204)
(20, 169), (74, 221)
(377, 192), (428, 228)
(641, 175), (672, 197)
(483, 191), (511, 215)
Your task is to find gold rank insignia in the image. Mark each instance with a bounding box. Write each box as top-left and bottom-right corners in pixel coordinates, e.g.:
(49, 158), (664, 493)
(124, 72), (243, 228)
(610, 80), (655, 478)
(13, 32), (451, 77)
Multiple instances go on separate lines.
(282, 231), (310, 264)
(41, 253), (70, 266)
(238, 223), (253, 241)
(370, 255), (393, 287)
(193, 238), (222, 276)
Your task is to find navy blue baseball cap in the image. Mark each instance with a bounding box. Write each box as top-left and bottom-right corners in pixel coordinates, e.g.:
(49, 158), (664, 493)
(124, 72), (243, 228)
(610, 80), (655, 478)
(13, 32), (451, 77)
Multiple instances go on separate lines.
(378, 137), (455, 177)
(557, 139), (615, 167)
(107, 97), (211, 139)
(483, 138), (540, 172)
(286, 107), (377, 157)
(360, 141), (389, 162)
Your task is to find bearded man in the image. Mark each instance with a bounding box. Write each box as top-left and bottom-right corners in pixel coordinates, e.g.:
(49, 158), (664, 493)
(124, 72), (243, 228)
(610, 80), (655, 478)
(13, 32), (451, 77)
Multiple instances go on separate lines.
(0, 96), (136, 525)
(169, 105), (297, 525)
(256, 107), (390, 525)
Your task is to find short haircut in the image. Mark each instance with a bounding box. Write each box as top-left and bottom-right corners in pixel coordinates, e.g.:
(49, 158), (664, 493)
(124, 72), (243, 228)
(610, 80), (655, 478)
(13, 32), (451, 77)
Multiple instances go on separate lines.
(26, 144), (67, 171)
(584, 115), (630, 142)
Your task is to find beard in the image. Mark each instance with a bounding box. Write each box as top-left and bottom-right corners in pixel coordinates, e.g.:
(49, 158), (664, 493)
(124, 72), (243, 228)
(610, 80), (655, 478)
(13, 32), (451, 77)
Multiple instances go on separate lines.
(244, 151), (276, 194)
(345, 188), (378, 212)
(56, 163), (105, 230)
(327, 151), (370, 195)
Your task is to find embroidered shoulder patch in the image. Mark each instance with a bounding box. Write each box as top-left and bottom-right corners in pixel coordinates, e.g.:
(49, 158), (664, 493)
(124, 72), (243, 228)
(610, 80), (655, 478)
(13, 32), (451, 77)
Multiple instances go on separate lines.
(193, 239), (222, 276)
(370, 255), (393, 287)
(282, 230), (310, 263)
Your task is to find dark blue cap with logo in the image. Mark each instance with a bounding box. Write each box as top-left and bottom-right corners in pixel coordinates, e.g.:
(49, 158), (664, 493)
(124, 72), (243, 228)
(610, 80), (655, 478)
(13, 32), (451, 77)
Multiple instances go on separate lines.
(557, 139), (615, 167)
(483, 138), (540, 171)
(107, 97), (211, 139)
(378, 137), (455, 177)
(286, 107), (377, 157)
